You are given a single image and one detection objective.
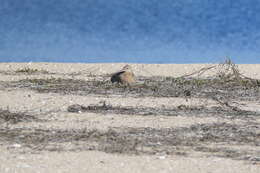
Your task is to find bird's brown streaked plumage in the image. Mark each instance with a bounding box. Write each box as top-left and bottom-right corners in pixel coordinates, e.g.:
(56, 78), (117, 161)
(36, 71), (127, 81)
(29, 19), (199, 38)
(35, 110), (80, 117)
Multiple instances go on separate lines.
(111, 65), (135, 85)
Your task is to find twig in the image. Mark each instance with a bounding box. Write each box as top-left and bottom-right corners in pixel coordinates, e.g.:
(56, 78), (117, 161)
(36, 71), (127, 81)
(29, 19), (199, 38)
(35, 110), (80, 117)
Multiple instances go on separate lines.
(178, 65), (217, 78)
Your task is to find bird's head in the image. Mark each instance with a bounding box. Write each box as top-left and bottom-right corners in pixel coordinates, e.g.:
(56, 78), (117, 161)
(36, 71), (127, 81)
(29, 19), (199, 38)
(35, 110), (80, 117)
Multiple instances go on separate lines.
(121, 65), (133, 72)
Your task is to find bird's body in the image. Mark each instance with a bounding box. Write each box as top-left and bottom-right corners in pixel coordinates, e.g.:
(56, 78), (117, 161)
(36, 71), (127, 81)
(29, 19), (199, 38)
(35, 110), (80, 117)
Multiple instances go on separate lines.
(111, 65), (135, 85)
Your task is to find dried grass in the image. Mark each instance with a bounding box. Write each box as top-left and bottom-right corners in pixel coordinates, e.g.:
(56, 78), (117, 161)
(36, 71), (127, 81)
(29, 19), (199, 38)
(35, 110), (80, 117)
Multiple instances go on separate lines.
(0, 122), (259, 161)
(0, 109), (38, 124)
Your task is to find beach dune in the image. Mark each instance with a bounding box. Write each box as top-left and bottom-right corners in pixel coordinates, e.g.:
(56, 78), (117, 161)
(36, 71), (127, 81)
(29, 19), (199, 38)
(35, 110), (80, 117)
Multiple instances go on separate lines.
(0, 63), (259, 173)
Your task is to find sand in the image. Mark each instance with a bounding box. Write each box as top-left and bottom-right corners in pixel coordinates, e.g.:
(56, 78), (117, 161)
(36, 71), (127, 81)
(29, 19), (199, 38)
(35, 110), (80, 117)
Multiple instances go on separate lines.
(0, 63), (260, 173)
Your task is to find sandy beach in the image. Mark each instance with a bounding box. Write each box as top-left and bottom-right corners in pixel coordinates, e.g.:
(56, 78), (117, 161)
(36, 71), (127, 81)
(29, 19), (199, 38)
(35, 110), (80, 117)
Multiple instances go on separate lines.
(0, 63), (260, 173)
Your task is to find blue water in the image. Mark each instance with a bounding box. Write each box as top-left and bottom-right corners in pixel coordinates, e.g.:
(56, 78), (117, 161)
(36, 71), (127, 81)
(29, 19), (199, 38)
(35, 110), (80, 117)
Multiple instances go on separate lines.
(1, 0), (260, 63)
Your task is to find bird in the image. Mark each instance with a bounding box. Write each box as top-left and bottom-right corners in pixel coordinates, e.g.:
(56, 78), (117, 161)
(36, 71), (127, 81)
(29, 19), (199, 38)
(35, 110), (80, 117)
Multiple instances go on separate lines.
(111, 65), (135, 85)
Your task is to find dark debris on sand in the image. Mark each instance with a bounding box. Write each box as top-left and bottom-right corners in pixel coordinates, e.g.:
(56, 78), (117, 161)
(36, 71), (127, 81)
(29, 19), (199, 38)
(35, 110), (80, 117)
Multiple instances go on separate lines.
(2, 59), (260, 102)
(67, 102), (259, 120)
(0, 109), (39, 124)
(5, 74), (260, 103)
(0, 122), (259, 162)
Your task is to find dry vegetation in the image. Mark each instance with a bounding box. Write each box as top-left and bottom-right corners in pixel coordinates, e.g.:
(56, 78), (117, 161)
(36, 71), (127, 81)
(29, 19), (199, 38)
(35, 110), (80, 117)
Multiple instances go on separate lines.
(0, 122), (259, 161)
(0, 60), (259, 164)
(0, 109), (39, 124)
(66, 101), (257, 119)
(15, 67), (49, 74)
(0, 67), (51, 75)
(7, 60), (260, 102)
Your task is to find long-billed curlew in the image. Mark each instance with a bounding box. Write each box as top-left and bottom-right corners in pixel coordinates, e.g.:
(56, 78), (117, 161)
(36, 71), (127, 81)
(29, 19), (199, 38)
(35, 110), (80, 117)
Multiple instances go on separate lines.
(111, 65), (135, 85)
